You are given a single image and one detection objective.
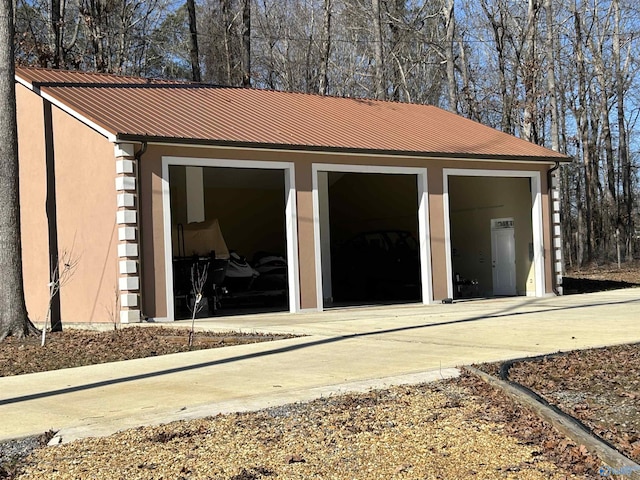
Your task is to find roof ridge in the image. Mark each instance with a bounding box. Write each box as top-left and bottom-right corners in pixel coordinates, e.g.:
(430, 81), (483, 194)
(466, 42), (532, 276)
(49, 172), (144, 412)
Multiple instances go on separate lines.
(15, 65), (441, 108)
(16, 65), (151, 83)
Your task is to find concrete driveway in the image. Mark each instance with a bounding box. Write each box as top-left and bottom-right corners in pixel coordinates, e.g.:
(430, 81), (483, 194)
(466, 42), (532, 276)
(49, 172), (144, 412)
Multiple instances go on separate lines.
(1, 289), (639, 443)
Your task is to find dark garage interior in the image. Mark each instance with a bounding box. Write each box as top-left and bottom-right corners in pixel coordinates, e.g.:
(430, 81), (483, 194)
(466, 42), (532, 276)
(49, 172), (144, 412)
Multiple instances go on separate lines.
(324, 172), (421, 306)
(169, 165), (289, 318)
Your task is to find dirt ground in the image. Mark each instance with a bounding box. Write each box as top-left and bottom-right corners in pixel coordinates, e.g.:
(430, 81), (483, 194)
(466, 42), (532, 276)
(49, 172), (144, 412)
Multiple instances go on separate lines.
(0, 327), (296, 377)
(563, 260), (640, 293)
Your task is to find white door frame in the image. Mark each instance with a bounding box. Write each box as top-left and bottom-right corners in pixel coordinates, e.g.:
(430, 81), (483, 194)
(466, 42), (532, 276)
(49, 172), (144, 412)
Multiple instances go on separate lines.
(442, 168), (546, 298)
(312, 163), (433, 311)
(160, 156), (300, 321)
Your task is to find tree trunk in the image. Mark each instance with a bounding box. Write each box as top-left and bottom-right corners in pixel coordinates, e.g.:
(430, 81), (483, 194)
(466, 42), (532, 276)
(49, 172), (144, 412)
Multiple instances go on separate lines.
(241, 0), (251, 87)
(444, 0), (457, 112)
(0, 0), (37, 341)
(318, 0), (332, 95)
(220, 0), (233, 86)
(543, 0), (559, 152)
(50, 0), (62, 67)
(573, 6), (594, 262)
(522, 0), (539, 143)
(586, 21), (616, 260)
(387, 0), (404, 102)
(186, 0), (201, 82)
(371, 0), (385, 100)
(459, 40), (479, 121)
(481, 0), (512, 134)
(613, 0), (633, 261)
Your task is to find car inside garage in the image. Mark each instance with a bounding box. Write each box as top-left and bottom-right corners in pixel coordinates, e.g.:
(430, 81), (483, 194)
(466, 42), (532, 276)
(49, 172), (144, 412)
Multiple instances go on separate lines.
(319, 171), (421, 306)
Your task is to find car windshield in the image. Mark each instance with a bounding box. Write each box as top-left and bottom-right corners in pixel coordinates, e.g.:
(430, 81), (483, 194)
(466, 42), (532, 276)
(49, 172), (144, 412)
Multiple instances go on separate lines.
(384, 231), (418, 251)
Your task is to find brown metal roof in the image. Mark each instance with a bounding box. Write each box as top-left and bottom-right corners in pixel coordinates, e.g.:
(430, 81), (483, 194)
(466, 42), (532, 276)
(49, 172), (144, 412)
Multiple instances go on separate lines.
(16, 66), (568, 161)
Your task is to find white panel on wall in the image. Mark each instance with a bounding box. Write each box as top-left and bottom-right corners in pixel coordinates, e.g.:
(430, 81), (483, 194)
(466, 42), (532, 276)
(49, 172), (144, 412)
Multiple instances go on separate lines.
(186, 166), (205, 223)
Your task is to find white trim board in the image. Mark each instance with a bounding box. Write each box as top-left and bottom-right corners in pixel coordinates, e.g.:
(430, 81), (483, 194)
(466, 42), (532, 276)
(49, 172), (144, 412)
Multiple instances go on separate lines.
(311, 163), (433, 311)
(442, 168), (546, 298)
(161, 156), (300, 321)
(15, 77), (118, 142)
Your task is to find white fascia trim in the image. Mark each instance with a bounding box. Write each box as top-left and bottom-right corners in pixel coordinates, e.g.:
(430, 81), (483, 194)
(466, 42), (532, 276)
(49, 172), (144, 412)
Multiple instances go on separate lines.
(17, 78), (118, 143)
(312, 163), (433, 311)
(442, 168), (546, 298)
(162, 156), (301, 321)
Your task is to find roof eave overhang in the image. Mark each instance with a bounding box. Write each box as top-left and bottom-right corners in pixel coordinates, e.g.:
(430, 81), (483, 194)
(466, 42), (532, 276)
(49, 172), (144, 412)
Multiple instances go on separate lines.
(15, 74), (119, 142)
(115, 134), (572, 165)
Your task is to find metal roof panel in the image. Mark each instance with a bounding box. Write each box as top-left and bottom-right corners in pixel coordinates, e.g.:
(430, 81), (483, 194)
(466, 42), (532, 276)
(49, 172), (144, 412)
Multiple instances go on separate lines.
(15, 66), (568, 161)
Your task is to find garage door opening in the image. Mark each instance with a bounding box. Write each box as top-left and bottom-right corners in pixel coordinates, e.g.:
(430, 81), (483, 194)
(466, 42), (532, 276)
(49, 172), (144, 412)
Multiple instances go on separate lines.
(168, 165), (290, 318)
(318, 171), (422, 307)
(447, 175), (535, 299)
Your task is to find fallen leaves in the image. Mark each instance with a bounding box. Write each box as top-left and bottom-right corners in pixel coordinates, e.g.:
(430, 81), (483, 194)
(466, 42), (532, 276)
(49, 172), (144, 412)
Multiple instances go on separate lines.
(0, 327), (296, 377)
(507, 343), (640, 464)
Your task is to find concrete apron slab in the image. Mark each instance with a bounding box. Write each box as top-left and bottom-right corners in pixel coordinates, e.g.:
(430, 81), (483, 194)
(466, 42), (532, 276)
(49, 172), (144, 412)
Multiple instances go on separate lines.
(1, 289), (639, 444)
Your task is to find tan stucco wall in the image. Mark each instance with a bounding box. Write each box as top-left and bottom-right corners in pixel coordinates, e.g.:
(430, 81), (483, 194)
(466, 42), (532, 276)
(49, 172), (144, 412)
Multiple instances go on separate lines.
(139, 145), (555, 318)
(16, 84), (50, 322)
(17, 86), (119, 324)
(51, 107), (119, 323)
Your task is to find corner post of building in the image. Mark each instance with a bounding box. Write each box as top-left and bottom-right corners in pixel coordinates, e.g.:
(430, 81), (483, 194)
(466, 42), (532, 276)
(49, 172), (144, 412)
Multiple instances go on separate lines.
(550, 171), (564, 294)
(115, 143), (141, 323)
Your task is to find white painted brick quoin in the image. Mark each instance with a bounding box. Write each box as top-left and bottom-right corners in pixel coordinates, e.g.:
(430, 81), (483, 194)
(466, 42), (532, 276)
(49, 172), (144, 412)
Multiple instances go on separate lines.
(120, 294), (138, 308)
(118, 226), (136, 241)
(116, 159), (134, 174)
(120, 309), (140, 324)
(115, 176), (136, 192)
(116, 210), (137, 225)
(119, 260), (137, 275)
(118, 243), (139, 258)
(117, 193), (135, 208)
(119, 276), (140, 291)
(114, 143), (135, 158)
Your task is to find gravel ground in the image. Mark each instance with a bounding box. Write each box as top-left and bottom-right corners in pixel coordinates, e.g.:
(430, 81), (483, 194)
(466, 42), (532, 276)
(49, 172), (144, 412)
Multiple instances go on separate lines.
(5, 374), (599, 480)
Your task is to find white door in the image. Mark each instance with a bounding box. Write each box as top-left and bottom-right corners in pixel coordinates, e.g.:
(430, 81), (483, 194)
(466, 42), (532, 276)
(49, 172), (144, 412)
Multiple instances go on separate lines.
(491, 219), (516, 296)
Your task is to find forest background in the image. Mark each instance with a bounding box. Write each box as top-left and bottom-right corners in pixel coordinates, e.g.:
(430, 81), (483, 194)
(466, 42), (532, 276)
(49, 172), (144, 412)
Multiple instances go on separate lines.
(13, 0), (640, 269)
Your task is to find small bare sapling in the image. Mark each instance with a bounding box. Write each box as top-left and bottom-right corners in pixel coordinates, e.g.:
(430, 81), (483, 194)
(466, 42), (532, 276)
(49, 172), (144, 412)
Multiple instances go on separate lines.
(188, 260), (209, 347)
(42, 249), (79, 346)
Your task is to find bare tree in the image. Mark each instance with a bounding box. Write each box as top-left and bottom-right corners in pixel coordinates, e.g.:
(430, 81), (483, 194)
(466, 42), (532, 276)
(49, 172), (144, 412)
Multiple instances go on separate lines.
(443, 0), (456, 112)
(371, 0), (385, 100)
(543, 0), (559, 152)
(186, 0), (201, 81)
(613, 0), (633, 260)
(0, 0), (38, 340)
(241, 0), (250, 86)
(318, 0), (331, 94)
(521, 0), (540, 143)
